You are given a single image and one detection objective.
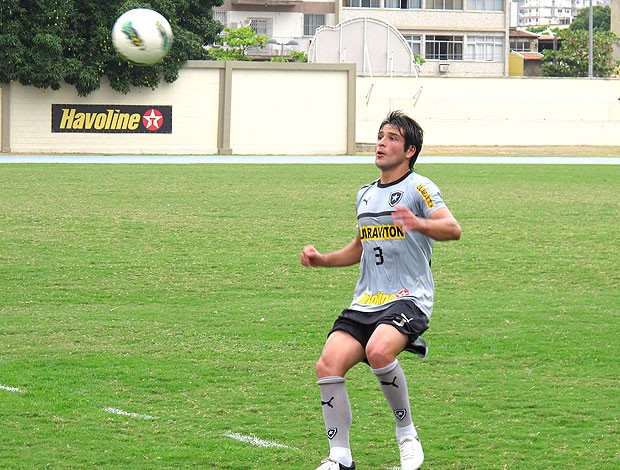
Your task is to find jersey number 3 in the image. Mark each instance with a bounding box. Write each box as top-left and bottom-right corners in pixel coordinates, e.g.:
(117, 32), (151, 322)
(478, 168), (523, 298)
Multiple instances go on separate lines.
(373, 246), (385, 265)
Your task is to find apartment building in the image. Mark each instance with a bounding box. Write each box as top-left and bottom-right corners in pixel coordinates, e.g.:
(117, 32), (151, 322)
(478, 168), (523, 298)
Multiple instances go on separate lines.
(511, 0), (610, 28)
(214, 0), (511, 76)
(514, 0), (573, 27)
(213, 0), (337, 53)
(337, 1), (510, 76)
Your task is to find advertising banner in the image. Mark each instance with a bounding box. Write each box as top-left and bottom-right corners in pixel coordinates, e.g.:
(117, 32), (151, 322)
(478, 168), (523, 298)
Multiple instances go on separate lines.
(52, 104), (172, 133)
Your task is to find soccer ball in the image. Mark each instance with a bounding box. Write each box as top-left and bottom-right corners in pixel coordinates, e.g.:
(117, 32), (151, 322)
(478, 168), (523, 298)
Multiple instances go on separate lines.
(111, 8), (173, 65)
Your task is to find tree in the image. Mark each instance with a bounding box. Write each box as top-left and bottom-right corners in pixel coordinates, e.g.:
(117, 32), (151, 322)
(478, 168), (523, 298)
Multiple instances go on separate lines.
(0, 0), (223, 96)
(526, 26), (549, 34)
(570, 5), (610, 32)
(269, 50), (308, 63)
(205, 26), (268, 61)
(541, 28), (619, 77)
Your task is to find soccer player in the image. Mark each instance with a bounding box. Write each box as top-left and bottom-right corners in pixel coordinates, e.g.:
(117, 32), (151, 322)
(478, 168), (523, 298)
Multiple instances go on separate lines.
(301, 111), (461, 470)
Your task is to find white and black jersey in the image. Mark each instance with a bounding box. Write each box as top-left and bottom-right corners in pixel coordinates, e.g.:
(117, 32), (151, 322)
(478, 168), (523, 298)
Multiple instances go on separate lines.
(350, 170), (446, 318)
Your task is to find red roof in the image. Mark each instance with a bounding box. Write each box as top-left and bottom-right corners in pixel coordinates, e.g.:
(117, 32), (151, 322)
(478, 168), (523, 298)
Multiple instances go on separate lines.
(519, 52), (544, 61)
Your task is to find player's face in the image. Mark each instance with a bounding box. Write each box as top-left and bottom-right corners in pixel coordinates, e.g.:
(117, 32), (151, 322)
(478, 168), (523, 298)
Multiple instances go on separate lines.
(375, 124), (414, 172)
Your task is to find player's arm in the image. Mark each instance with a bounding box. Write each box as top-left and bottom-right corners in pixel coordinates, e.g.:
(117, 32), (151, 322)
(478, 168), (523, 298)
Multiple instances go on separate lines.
(301, 235), (363, 267)
(392, 206), (461, 241)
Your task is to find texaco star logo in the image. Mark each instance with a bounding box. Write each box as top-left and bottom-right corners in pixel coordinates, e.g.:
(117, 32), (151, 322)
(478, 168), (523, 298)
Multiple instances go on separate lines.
(142, 108), (164, 131)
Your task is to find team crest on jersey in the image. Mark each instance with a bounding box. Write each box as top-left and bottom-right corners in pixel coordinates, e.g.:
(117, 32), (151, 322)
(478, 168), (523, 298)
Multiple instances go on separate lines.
(389, 191), (404, 207)
(394, 409), (408, 421)
(327, 428), (338, 439)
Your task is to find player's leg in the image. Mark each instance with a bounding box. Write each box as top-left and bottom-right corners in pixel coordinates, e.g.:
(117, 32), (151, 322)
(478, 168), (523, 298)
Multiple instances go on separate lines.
(366, 324), (424, 470)
(315, 330), (365, 470)
(367, 323), (414, 436)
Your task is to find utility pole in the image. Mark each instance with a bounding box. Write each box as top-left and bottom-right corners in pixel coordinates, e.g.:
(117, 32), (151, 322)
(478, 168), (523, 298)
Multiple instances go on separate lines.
(588, 0), (593, 77)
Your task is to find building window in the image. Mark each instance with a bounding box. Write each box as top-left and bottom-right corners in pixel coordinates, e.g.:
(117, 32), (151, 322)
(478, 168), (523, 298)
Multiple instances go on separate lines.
(213, 10), (227, 26)
(385, 0), (422, 8)
(345, 0), (381, 7)
(468, 0), (503, 11)
(467, 36), (504, 61)
(402, 34), (422, 56)
(510, 40), (531, 52)
(304, 14), (326, 37)
(248, 18), (273, 37)
(426, 0), (463, 10)
(425, 35), (463, 60)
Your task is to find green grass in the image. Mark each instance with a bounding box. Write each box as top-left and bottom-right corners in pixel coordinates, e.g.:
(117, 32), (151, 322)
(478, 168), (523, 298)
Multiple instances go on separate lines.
(0, 163), (618, 469)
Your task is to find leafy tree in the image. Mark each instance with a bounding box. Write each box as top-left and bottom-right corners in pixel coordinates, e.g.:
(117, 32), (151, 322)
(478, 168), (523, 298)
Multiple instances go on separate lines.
(541, 28), (619, 77)
(269, 50), (307, 63)
(290, 50), (308, 63)
(570, 5), (610, 32)
(0, 0), (223, 96)
(526, 26), (549, 34)
(205, 26), (268, 61)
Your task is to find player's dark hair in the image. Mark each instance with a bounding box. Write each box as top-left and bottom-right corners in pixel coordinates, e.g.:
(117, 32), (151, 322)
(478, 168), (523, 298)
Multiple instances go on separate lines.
(379, 111), (424, 169)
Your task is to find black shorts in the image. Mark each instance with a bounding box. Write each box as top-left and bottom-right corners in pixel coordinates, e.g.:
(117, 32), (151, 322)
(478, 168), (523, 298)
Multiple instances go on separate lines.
(328, 300), (429, 359)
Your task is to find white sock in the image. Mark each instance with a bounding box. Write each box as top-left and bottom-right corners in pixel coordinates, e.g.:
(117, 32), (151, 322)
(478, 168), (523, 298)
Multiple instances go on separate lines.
(396, 423), (417, 441)
(329, 446), (353, 466)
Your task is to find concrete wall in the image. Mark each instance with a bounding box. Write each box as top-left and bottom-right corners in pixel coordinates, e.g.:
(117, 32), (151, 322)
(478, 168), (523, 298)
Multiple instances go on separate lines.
(0, 61), (356, 156)
(356, 76), (620, 146)
(2, 62), (620, 154)
(0, 85), (7, 152)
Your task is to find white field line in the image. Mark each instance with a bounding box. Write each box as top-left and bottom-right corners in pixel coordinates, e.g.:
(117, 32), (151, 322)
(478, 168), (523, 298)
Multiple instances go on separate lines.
(223, 431), (299, 451)
(0, 384), (24, 393)
(102, 407), (156, 420)
(2, 155), (620, 165)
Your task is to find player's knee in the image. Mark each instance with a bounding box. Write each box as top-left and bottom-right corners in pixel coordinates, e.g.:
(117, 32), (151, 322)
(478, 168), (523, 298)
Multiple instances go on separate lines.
(315, 355), (330, 378)
(365, 342), (395, 369)
(315, 354), (342, 378)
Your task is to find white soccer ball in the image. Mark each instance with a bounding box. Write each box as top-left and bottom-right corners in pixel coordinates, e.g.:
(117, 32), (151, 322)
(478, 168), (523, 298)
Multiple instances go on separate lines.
(112, 8), (173, 65)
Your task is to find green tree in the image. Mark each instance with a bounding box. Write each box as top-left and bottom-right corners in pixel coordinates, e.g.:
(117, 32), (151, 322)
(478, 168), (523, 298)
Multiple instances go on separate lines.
(269, 50), (307, 63)
(526, 26), (549, 34)
(0, 0), (223, 96)
(541, 28), (619, 77)
(570, 5), (610, 32)
(205, 26), (268, 61)
(289, 50), (308, 62)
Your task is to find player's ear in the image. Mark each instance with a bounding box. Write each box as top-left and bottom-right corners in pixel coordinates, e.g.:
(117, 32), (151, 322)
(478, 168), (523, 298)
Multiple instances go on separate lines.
(405, 145), (416, 158)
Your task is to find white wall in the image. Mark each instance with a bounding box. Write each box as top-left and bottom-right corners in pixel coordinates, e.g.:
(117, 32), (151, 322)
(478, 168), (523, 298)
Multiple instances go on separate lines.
(229, 69), (350, 154)
(5, 67), (221, 155)
(2, 64), (620, 154)
(1, 61), (356, 156)
(0, 85), (5, 152)
(356, 76), (620, 146)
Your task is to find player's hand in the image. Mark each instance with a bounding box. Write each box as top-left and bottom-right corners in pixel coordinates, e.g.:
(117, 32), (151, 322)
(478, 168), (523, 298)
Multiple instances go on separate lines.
(300, 245), (323, 267)
(392, 205), (422, 232)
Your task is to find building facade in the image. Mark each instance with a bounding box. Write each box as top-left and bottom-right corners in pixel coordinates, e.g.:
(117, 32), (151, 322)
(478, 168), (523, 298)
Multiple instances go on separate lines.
(213, 0), (337, 54)
(338, 0), (510, 76)
(511, 0), (610, 28)
(214, 0), (511, 76)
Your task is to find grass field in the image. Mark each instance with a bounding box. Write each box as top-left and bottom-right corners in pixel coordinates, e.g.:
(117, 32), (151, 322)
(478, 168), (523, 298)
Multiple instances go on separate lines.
(1, 163), (618, 469)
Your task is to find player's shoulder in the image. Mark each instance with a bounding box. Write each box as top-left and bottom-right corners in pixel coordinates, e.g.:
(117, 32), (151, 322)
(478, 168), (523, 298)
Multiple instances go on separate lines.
(357, 178), (380, 196)
(407, 170), (435, 185)
(359, 178), (380, 191)
(404, 171), (439, 191)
